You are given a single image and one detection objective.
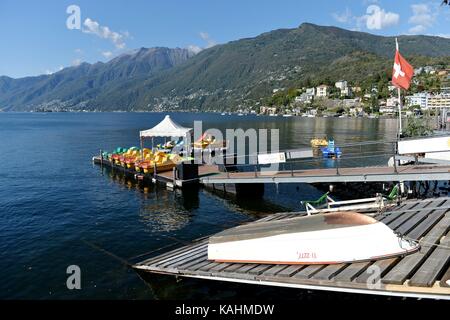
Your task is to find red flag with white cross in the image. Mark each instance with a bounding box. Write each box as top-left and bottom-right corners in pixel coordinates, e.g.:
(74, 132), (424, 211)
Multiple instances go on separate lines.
(392, 46), (414, 90)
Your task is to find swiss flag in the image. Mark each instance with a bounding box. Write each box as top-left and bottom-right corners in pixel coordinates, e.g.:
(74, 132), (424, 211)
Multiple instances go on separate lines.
(392, 50), (414, 90)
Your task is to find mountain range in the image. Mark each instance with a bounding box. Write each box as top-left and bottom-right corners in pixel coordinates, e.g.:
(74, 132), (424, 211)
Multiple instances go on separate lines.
(1, 23), (450, 112)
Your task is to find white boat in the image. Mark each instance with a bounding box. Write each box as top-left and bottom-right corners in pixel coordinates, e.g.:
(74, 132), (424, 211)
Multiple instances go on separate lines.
(208, 212), (419, 265)
(282, 114), (293, 117)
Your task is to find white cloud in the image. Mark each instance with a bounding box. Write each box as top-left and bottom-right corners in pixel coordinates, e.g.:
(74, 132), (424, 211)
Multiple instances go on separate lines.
(360, 5), (400, 30)
(408, 3), (436, 34)
(199, 32), (217, 48)
(409, 24), (427, 34)
(74, 48), (83, 54)
(187, 32), (217, 54)
(187, 45), (202, 54)
(332, 8), (352, 23)
(102, 51), (113, 59)
(72, 59), (82, 66)
(45, 66), (64, 75)
(82, 18), (128, 49)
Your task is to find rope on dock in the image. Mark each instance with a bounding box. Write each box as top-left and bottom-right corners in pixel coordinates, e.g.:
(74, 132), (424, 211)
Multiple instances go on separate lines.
(403, 235), (450, 250)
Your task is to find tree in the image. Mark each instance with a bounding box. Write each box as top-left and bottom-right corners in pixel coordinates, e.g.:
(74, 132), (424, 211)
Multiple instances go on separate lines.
(403, 117), (432, 138)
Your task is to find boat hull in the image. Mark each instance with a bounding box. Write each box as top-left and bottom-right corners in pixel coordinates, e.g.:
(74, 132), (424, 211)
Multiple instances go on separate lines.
(208, 213), (419, 265)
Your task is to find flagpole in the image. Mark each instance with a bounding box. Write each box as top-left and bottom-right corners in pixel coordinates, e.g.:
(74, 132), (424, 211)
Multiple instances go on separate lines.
(397, 87), (402, 136)
(396, 38), (402, 137)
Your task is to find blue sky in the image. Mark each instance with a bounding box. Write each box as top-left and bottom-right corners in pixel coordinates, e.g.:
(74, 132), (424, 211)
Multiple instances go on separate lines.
(0, 0), (449, 78)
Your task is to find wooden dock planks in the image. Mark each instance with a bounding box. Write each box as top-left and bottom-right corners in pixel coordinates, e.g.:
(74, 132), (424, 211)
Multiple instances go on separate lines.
(408, 229), (450, 287)
(382, 212), (450, 285)
(134, 197), (450, 299)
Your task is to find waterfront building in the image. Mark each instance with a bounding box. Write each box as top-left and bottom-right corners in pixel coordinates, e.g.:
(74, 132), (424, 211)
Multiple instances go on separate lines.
(316, 84), (329, 97)
(295, 93), (313, 103)
(351, 86), (362, 93)
(340, 86), (353, 97)
(427, 94), (450, 109)
(259, 106), (278, 115)
(405, 92), (428, 109)
(386, 97), (398, 108)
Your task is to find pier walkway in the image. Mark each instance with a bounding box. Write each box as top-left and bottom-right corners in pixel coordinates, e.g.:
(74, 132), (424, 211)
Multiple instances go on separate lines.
(134, 197), (450, 300)
(200, 164), (450, 184)
(94, 156), (450, 187)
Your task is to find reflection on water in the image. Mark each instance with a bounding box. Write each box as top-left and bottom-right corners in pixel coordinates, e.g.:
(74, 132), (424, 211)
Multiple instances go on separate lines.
(104, 169), (198, 233)
(139, 204), (192, 233)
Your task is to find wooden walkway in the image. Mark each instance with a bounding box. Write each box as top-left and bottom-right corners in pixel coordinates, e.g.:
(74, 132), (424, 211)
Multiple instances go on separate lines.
(134, 197), (450, 299)
(200, 165), (450, 184)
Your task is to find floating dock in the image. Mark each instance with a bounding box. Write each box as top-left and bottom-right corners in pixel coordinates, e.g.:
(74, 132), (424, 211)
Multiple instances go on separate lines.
(92, 156), (218, 188)
(134, 197), (450, 300)
(94, 155), (450, 188)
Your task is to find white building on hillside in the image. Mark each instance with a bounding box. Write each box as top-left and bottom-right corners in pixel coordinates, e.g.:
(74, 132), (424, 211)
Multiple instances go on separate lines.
(295, 93), (313, 104)
(386, 97), (398, 108)
(335, 80), (347, 90)
(306, 87), (316, 96)
(405, 92), (428, 109)
(316, 85), (329, 97)
(340, 86), (353, 97)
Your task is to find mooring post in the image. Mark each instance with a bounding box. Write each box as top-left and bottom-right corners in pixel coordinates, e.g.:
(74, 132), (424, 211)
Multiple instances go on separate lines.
(336, 158), (340, 175)
(254, 164), (258, 177)
(100, 149), (103, 166)
(153, 163), (157, 180)
(173, 167), (177, 184)
(291, 162), (294, 177)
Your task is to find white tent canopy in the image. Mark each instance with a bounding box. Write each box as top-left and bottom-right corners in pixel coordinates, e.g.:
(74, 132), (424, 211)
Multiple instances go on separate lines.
(140, 115), (192, 138)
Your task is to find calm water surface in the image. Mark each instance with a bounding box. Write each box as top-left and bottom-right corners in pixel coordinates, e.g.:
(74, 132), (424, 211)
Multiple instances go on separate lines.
(0, 112), (398, 299)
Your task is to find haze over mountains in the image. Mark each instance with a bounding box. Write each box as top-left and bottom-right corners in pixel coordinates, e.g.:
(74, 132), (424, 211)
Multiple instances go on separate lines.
(1, 23), (449, 112)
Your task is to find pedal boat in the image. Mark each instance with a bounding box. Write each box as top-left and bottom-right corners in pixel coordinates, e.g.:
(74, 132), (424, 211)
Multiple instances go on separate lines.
(208, 212), (419, 265)
(135, 159), (177, 174)
(310, 137), (328, 148)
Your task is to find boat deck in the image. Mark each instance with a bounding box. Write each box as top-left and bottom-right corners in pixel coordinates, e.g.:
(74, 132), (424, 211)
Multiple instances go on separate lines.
(134, 197), (450, 299)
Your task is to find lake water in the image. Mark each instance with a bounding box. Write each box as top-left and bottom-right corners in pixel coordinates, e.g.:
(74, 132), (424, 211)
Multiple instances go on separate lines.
(0, 112), (399, 299)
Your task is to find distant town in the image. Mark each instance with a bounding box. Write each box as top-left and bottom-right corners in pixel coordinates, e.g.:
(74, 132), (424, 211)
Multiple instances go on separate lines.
(252, 65), (450, 118)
